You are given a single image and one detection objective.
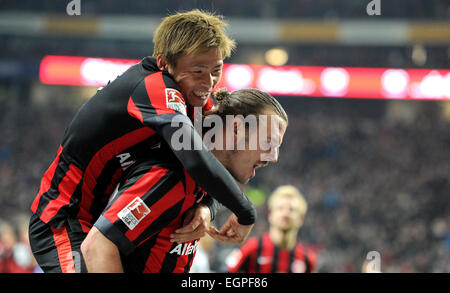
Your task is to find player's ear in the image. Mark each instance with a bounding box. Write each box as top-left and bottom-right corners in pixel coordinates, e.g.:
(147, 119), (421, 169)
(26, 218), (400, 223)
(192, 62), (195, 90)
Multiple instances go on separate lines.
(156, 55), (169, 71)
(232, 117), (246, 150)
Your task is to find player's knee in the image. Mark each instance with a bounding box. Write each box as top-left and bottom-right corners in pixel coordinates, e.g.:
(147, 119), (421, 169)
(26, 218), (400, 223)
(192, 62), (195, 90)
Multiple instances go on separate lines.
(80, 237), (91, 261)
(80, 230), (97, 263)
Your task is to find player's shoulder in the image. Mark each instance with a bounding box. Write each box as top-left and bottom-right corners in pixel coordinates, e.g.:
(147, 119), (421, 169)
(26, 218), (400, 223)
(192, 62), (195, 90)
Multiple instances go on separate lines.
(121, 148), (184, 181)
(139, 57), (179, 91)
(295, 242), (317, 257)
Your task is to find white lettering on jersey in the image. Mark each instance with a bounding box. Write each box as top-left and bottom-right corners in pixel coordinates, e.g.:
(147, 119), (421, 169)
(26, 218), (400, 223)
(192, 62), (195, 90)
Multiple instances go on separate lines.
(169, 240), (199, 256)
(116, 152), (135, 171)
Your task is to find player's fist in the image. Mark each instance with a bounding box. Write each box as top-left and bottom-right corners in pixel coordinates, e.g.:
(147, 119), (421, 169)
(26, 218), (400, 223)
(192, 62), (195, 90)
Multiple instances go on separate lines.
(170, 203), (211, 243)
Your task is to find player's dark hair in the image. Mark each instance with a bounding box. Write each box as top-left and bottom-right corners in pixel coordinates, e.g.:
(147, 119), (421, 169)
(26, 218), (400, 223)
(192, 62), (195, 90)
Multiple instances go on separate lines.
(208, 88), (288, 124)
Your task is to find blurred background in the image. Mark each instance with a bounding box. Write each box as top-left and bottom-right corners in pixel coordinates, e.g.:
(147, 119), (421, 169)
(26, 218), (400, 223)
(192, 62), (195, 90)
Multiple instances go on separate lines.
(0, 0), (449, 273)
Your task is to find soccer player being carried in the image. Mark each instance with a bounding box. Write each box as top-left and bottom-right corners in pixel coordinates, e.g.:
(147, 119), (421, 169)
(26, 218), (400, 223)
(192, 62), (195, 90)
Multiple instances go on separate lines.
(81, 88), (288, 272)
(29, 10), (263, 273)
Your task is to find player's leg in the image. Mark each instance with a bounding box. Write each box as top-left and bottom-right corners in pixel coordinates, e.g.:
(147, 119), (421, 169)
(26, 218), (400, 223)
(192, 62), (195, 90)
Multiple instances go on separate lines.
(28, 214), (88, 273)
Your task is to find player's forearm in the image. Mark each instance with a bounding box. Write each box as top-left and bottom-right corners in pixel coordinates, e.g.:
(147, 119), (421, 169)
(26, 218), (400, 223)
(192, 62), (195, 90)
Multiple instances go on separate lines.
(81, 226), (124, 273)
(200, 195), (221, 222)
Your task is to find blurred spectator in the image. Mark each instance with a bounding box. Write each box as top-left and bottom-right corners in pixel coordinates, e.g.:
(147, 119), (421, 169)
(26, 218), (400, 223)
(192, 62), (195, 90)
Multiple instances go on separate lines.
(225, 185), (317, 273)
(0, 216), (39, 273)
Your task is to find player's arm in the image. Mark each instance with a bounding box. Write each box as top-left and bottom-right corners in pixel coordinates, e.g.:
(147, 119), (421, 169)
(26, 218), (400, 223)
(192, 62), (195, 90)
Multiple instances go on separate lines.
(157, 114), (256, 231)
(129, 76), (256, 228)
(91, 165), (205, 272)
(80, 226), (123, 273)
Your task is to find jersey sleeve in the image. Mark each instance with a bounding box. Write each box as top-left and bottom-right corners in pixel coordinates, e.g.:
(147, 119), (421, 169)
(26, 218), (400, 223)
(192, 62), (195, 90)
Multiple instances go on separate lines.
(199, 194), (221, 222)
(93, 165), (187, 255)
(126, 73), (256, 225)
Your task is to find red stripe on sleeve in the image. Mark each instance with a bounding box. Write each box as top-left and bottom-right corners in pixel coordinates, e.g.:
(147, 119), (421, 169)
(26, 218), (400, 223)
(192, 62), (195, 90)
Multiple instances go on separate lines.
(78, 127), (156, 223)
(102, 166), (169, 225)
(124, 180), (187, 242)
(40, 163), (83, 224)
(31, 145), (63, 213)
(144, 72), (177, 116)
(146, 175), (198, 273)
(127, 96), (143, 123)
(144, 232), (169, 273)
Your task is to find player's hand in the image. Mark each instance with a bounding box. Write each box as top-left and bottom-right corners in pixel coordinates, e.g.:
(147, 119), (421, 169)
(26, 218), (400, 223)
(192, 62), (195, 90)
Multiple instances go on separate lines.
(170, 203), (211, 243)
(207, 213), (253, 244)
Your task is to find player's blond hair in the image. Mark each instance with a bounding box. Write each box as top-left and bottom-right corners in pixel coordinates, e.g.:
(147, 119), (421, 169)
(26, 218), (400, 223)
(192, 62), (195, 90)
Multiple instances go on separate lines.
(268, 185), (308, 217)
(152, 9), (236, 66)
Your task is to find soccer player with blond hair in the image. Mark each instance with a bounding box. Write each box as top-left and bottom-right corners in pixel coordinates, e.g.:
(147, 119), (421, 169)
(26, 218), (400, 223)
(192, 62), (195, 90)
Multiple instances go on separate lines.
(226, 185), (317, 273)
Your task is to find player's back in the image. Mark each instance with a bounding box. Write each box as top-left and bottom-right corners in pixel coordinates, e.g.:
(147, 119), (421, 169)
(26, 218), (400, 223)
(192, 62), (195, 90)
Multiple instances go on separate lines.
(62, 57), (158, 167)
(31, 57), (176, 230)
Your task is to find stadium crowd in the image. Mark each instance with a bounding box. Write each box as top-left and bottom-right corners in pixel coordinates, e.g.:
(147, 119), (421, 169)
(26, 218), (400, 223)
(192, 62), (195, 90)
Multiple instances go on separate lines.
(0, 80), (448, 273)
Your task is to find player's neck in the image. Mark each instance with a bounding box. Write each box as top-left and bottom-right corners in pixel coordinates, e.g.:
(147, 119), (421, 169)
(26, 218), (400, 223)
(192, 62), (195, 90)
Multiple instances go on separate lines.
(269, 227), (297, 250)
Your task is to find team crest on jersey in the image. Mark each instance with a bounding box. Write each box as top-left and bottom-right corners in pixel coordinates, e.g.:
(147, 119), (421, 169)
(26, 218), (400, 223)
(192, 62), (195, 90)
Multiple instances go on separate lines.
(117, 197), (150, 230)
(165, 88), (187, 116)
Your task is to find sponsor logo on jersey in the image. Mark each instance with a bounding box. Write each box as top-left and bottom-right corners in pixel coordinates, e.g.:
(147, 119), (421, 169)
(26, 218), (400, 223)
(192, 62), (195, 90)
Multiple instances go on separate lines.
(118, 197), (150, 230)
(116, 152), (135, 171)
(165, 88), (187, 116)
(169, 240), (199, 256)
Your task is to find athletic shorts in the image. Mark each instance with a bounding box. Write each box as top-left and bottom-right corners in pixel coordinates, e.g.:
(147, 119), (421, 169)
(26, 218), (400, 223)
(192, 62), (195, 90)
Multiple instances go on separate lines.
(28, 213), (88, 273)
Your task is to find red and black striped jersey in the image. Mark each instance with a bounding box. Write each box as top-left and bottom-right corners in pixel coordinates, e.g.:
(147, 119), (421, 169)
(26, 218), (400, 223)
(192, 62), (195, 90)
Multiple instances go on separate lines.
(94, 149), (206, 273)
(29, 56), (249, 233)
(226, 232), (317, 273)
